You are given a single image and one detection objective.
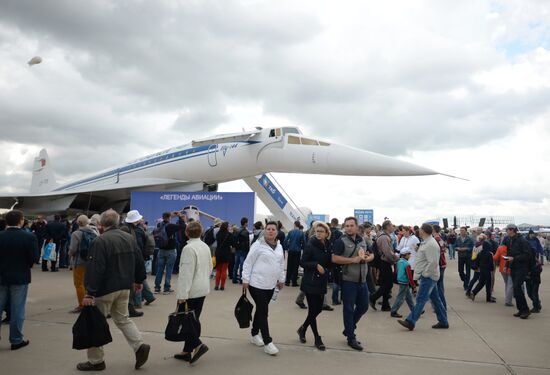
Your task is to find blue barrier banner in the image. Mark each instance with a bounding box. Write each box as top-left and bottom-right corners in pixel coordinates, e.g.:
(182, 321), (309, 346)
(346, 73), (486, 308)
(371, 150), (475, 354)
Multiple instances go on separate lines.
(259, 174), (287, 209)
(131, 192), (255, 231)
(354, 209), (374, 225)
(307, 214), (329, 225)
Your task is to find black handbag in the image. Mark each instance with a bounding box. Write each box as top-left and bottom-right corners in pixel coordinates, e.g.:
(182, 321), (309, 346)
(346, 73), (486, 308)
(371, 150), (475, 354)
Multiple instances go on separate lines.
(234, 290), (254, 329)
(165, 302), (199, 342)
(72, 306), (113, 350)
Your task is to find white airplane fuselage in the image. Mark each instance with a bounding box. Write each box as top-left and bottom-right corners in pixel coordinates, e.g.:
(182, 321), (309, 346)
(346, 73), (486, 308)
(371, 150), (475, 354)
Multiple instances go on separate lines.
(1, 126), (447, 214)
(53, 127), (437, 194)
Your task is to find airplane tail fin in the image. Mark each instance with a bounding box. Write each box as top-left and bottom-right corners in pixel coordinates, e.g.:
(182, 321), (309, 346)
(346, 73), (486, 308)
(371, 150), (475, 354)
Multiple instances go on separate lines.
(30, 149), (57, 194)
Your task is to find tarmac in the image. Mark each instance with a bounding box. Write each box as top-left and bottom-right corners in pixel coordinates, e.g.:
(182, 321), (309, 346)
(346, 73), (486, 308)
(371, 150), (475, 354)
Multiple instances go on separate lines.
(1, 259), (549, 375)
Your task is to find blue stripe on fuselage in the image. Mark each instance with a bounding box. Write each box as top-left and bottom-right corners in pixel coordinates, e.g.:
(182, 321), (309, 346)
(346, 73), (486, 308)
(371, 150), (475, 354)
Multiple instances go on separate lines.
(54, 141), (259, 192)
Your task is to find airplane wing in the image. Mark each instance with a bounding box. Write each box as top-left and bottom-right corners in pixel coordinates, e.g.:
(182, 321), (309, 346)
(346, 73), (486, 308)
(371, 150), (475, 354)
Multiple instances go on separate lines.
(53, 177), (191, 195)
(191, 129), (262, 147)
(0, 178), (196, 213)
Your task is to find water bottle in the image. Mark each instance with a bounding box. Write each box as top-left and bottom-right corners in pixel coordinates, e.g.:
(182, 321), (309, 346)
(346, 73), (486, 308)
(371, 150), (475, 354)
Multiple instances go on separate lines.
(271, 287), (280, 303)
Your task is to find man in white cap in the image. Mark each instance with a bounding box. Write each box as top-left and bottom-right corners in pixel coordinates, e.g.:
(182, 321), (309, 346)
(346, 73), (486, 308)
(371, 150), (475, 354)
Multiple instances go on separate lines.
(121, 210), (156, 317)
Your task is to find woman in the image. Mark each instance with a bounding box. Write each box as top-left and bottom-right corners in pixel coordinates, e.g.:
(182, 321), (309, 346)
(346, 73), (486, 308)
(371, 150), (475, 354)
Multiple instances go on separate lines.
(174, 221), (213, 364)
(214, 222), (234, 290)
(493, 244), (513, 306)
(466, 234), (485, 298)
(242, 221), (285, 356)
(447, 229), (457, 259)
(297, 222), (332, 351)
(397, 226), (419, 270)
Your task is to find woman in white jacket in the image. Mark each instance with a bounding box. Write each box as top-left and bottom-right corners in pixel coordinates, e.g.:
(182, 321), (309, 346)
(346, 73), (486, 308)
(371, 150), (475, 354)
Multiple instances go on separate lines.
(174, 221), (213, 364)
(242, 221), (286, 356)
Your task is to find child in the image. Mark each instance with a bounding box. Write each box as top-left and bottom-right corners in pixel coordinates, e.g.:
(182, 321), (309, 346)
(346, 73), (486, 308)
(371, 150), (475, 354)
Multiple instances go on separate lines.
(41, 238), (57, 272)
(390, 248), (416, 318)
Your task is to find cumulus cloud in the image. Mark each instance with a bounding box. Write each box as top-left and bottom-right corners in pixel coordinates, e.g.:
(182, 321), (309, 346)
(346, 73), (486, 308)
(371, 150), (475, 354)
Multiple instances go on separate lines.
(0, 0), (548, 223)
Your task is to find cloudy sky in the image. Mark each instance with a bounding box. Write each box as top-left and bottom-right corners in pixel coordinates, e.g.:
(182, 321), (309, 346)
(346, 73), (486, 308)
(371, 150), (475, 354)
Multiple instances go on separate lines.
(0, 0), (549, 225)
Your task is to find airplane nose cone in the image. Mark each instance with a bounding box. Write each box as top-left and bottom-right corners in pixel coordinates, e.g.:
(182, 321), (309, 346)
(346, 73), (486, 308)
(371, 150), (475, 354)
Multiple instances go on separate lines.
(257, 142), (440, 177)
(327, 144), (438, 176)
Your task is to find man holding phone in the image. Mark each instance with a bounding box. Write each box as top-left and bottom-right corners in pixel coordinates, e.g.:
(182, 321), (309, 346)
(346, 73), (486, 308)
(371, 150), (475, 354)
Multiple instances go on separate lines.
(332, 217), (374, 351)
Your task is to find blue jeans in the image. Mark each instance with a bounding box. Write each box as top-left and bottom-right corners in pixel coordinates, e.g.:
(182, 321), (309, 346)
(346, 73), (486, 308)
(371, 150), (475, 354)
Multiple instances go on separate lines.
(155, 249), (177, 291)
(0, 284), (29, 344)
(406, 276), (448, 328)
(57, 240), (68, 268)
(134, 280), (155, 305)
(391, 284), (415, 313)
(232, 251), (247, 282)
(437, 267), (447, 309)
(332, 282), (341, 304)
(341, 281), (369, 341)
(448, 244), (455, 259)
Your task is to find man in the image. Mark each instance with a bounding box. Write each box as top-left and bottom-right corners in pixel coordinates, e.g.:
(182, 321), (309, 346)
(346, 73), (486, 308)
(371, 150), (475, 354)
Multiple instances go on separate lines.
(0, 210), (38, 350)
(154, 211), (186, 294)
(121, 210), (156, 317)
(362, 223), (377, 297)
(232, 217), (250, 284)
(503, 224), (534, 319)
(67, 215), (98, 314)
(329, 218), (343, 305)
(433, 225), (447, 309)
(284, 221), (306, 287)
(78, 209), (150, 371)
(398, 224), (448, 331)
(276, 221), (286, 250)
(330, 218), (342, 244)
(527, 230), (544, 265)
(455, 227), (474, 290)
(370, 220), (399, 311)
(332, 217), (373, 351)
(30, 215), (47, 264)
(525, 229), (543, 314)
(45, 214), (68, 270)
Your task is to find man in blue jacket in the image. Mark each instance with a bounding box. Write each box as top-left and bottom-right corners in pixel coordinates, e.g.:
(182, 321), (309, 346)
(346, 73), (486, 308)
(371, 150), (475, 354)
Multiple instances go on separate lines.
(0, 210), (38, 350)
(285, 221), (306, 286)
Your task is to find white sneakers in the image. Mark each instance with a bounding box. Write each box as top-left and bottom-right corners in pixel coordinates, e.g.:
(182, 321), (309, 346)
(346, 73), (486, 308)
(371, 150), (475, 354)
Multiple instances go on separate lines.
(251, 335), (279, 355)
(263, 342), (279, 355)
(251, 334), (264, 347)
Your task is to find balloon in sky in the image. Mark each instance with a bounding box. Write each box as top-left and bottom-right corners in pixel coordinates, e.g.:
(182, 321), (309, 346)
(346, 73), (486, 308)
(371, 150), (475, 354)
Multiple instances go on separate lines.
(27, 56), (42, 66)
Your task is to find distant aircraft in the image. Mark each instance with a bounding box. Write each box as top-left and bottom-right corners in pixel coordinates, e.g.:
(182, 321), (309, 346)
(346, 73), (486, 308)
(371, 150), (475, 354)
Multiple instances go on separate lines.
(0, 126), (457, 214)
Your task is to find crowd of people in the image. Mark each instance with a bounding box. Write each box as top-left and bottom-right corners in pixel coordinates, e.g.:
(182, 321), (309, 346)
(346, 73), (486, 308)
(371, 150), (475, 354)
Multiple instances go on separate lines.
(0, 209), (545, 371)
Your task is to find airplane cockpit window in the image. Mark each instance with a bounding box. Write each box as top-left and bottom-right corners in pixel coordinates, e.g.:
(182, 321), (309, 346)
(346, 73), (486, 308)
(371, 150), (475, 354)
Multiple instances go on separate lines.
(282, 127), (300, 135)
(300, 138), (319, 146)
(288, 135), (301, 144)
(287, 135), (331, 146)
(269, 128), (283, 137)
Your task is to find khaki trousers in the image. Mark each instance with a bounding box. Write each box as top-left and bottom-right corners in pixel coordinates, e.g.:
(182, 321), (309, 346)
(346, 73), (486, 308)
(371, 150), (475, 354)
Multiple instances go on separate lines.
(88, 290), (143, 364)
(73, 265), (86, 308)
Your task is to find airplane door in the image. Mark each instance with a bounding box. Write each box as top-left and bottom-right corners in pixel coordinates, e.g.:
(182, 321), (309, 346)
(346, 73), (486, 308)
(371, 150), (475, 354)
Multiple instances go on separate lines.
(208, 144), (218, 167)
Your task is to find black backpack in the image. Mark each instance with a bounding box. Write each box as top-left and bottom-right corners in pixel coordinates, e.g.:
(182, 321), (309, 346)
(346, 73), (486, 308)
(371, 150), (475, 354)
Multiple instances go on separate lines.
(79, 230), (97, 261)
(203, 227), (216, 246)
(370, 236), (382, 268)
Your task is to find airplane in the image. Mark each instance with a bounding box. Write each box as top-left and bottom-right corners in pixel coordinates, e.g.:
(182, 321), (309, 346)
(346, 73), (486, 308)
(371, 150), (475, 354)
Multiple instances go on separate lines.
(0, 126), (459, 215)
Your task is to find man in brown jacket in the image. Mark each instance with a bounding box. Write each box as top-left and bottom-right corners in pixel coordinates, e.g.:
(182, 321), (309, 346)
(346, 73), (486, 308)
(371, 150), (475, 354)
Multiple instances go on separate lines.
(370, 220), (399, 311)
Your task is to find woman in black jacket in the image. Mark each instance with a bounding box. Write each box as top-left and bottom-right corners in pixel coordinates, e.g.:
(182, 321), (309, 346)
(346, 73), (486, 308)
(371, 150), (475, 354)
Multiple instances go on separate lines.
(297, 222), (332, 350)
(470, 239), (496, 302)
(215, 222), (234, 291)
